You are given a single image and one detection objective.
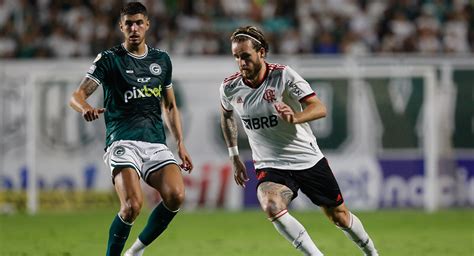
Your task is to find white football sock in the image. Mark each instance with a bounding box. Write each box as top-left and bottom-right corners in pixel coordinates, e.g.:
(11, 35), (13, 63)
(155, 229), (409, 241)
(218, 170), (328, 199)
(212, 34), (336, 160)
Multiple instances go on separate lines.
(124, 238), (145, 256)
(340, 212), (378, 256)
(271, 210), (324, 256)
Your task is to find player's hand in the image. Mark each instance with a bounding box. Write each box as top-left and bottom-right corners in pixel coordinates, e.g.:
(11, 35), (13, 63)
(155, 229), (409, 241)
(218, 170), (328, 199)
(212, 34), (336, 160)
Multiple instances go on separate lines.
(177, 143), (193, 173)
(274, 102), (296, 124)
(231, 156), (249, 187)
(82, 107), (105, 122)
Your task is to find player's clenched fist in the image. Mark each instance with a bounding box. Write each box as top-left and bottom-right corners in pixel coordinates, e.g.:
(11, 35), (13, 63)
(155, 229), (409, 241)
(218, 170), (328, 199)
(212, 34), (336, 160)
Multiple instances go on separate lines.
(82, 107), (105, 122)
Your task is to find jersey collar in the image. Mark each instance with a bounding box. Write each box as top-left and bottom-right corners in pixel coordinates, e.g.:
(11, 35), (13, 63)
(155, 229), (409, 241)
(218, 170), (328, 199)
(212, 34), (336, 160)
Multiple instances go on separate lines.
(122, 43), (148, 59)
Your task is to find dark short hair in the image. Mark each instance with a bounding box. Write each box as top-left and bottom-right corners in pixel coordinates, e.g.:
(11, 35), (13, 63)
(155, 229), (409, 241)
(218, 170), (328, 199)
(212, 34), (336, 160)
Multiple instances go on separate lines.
(230, 26), (269, 54)
(120, 2), (148, 17)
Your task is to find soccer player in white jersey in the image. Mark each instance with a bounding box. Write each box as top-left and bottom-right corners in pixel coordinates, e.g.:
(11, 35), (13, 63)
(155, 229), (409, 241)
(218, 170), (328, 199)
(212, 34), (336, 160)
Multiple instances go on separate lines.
(220, 26), (379, 256)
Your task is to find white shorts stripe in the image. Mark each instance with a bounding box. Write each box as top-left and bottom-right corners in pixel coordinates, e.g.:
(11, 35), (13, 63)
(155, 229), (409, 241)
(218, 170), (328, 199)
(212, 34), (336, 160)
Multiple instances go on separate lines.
(110, 160), (140, 172)
(143, 159), (178, 181)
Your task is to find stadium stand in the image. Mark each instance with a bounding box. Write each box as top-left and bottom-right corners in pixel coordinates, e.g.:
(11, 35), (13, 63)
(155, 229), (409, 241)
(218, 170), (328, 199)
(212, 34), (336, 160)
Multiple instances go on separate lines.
(0, 0), (472, 58)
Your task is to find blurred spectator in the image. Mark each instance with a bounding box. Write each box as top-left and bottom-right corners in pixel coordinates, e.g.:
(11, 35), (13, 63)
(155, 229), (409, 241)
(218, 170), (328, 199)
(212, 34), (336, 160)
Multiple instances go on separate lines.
(0, 0), (472, 58)
(0, 24), (16, 58)
(46, 25), (79, 58)
(279, 28), (302, 54)
(416, 5), (442, 54)
(380, 30), (400, 52)
(313, 31), (339, 54)
(443, 10), (470, 53)
(340, 31), (370, 56)
(417, 28), (442, 54)
(390, 11), (416, 45)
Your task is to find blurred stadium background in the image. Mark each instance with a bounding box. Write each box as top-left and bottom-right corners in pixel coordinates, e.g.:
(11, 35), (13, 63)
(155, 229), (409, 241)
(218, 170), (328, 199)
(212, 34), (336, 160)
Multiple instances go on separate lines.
(0, 0), (473, 255)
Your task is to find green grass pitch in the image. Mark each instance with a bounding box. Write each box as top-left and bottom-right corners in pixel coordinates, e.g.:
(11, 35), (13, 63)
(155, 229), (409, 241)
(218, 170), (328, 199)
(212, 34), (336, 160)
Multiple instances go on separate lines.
(1, 209), (473, 255)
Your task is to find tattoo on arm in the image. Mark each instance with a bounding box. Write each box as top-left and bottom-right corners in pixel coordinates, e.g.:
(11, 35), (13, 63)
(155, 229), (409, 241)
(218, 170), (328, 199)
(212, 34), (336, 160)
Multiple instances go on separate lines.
(221, 111), (238, 147)
(80, 79), (99, 97)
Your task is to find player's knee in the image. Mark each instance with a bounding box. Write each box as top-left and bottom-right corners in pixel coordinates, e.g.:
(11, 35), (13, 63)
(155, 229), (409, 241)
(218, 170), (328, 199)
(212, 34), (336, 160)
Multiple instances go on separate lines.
(162, 188), (185, 211)
(260, 198), (284, 217)
(120, 198), (143, 222)
(331, 209), (351, 228)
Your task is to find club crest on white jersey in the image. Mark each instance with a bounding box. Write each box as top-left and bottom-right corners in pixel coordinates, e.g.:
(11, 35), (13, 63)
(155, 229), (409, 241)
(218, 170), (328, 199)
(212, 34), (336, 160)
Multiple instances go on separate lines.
(220, 63), (324, 170)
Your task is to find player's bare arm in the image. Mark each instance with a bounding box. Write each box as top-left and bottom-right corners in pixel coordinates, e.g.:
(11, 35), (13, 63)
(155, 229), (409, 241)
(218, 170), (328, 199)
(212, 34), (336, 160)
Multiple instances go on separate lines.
(162, 87), (193, 172)
(275, 94), (327, 124)
(69, 77), (105, 122)
(220, 108), (239, 147)
(221, 108), (249, 187)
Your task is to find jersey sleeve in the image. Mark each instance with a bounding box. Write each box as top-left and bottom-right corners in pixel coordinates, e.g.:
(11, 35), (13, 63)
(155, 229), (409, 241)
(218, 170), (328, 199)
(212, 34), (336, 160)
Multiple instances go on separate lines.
(219, 84), (233, 111)
(284, 66), (316, 102)
(163, 53), (172, 89)
(85, 52), (110, 86)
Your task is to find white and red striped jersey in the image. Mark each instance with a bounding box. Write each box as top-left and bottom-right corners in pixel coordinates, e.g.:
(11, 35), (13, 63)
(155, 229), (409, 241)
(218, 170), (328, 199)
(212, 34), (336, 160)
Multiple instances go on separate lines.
(220, 62), (324, 170)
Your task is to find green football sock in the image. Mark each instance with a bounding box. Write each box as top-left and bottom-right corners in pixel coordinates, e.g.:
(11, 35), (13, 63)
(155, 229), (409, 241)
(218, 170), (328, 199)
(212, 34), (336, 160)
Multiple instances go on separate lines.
(138, 202), (178, 246)
(106, 214), (132, 256)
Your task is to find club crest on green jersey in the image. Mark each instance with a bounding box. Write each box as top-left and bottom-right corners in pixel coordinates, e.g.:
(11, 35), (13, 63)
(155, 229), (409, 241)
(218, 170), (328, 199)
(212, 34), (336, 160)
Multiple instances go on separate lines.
(149, 63), (161, 75)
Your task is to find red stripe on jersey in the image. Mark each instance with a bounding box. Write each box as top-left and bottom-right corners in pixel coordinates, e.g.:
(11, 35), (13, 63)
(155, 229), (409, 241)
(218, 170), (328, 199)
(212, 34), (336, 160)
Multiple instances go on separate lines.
(268, 63), (286, 70)
(223, 72), (241, 84)
(299, 92), (316, 102)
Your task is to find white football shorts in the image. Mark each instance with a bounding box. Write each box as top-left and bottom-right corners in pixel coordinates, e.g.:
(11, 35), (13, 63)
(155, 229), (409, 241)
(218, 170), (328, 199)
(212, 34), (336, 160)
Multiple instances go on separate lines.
(103, 140), (178, 182)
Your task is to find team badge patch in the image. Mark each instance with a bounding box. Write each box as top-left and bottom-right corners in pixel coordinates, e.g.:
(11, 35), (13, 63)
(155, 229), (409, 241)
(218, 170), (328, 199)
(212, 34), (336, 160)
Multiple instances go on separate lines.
(113, 146), (126, 156)
(263, 89), (276, 103)
(149, 63), (162, 75)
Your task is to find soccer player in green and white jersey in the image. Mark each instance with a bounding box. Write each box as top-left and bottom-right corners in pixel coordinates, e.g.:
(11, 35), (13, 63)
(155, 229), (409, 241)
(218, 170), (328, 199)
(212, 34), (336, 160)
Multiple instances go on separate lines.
(69, 2), (193, 256)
